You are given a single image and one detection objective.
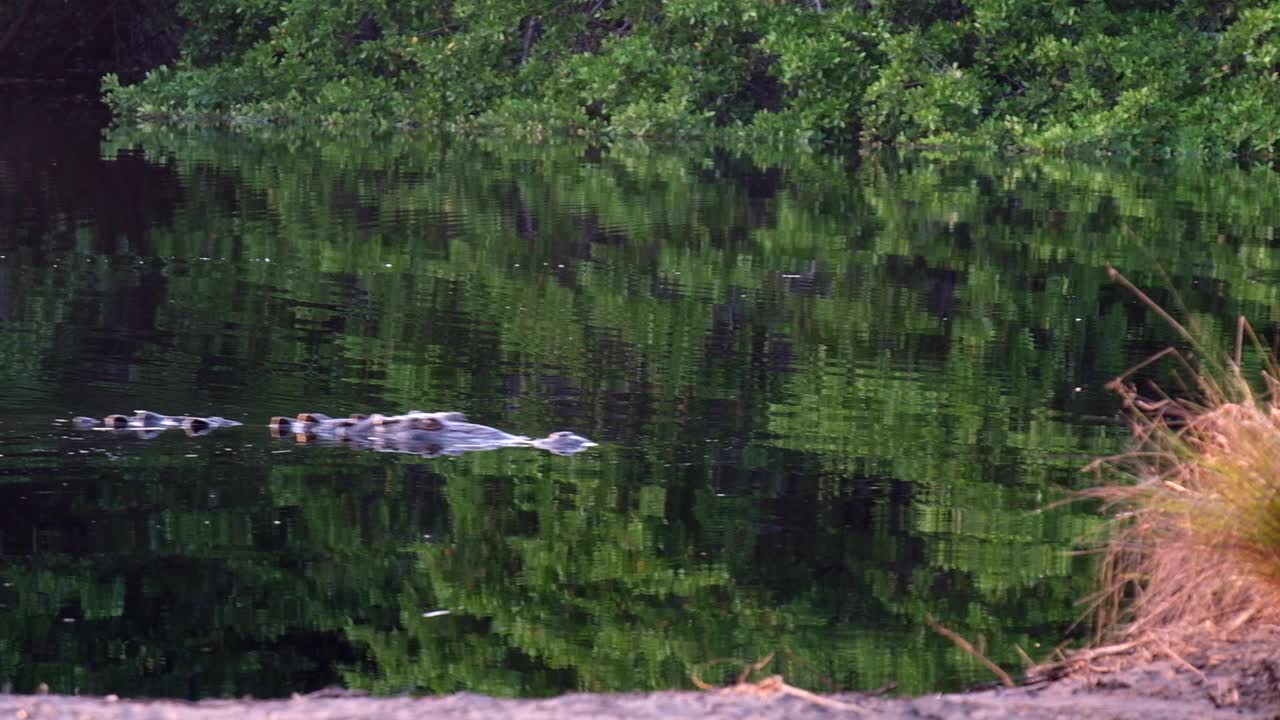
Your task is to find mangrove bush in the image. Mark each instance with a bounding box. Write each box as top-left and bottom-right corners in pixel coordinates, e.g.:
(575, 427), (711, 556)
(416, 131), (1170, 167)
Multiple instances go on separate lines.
(100, 0), (1280, 156)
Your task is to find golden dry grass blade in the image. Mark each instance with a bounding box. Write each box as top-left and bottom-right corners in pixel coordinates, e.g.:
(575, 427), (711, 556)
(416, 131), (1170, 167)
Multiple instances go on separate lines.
(1107, 347), (1180, 391)
(1106, 265), (1193, 344)
(1239, 316), (1280, 380)
(1235, 316), (1245, 369)
(1013, 644), (1034, 669)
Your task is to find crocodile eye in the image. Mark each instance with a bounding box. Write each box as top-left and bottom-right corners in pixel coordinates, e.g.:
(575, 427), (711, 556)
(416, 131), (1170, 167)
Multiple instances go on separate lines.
(269, 416), (291, 436)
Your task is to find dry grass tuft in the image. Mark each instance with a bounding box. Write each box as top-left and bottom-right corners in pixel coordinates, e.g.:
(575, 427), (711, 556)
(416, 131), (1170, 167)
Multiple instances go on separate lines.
(1084, 267), (1280, 649)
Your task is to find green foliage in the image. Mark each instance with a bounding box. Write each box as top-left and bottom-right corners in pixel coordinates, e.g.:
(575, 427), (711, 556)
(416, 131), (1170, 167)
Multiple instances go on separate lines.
(751, 7), (883, 143)
(97, 0), (1280, 155)
(862, 24), (990, 146)
(92, 0), (1280, 155)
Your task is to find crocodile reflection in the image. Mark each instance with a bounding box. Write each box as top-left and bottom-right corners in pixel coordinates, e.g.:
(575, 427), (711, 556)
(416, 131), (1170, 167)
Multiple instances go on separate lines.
(269, 411), (597, 457)
(68, 411), (244, 437)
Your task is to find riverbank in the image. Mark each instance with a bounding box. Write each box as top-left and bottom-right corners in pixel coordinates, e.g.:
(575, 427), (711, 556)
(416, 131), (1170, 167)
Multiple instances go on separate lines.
(6, 628), (1277, 720)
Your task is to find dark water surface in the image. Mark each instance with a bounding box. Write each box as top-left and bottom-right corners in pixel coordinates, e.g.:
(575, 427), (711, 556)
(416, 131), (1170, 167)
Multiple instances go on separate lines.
(3, 97), (1279, 699)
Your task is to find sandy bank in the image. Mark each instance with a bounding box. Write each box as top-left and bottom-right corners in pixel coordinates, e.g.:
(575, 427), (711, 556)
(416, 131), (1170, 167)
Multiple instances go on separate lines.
(6, 632), (1278, 720)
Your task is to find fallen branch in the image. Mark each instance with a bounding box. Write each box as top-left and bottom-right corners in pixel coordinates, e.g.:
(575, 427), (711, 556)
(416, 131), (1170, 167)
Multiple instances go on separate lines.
(1154, 636), (1207, 684)
(736, 651), (776, 684)
(751, 676), (864, 713)
(925, 614), (1016, 688)
(691, 653), (867, 713)
(1026, 639), (1145, 680)
(1059, 639), (1143, 664)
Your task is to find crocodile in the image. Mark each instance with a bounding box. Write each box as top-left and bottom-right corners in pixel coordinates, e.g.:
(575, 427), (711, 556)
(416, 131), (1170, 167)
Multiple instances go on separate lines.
(530, 431), (598, 456)
(269, 411), (596, 457)
(70, 411), (244, 436)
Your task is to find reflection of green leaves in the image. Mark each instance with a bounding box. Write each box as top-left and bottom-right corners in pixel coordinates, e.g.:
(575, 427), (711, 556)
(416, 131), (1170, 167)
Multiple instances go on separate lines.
(9, 130), (1280, 698)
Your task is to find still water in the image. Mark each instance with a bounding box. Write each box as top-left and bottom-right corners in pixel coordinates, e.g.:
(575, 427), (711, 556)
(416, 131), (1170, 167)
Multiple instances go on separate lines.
(3, 97), (1278, 699)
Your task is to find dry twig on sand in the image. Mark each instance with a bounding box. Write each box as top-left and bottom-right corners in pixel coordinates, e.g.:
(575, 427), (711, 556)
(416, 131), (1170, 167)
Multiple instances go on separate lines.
(691, 653), (866, 713)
